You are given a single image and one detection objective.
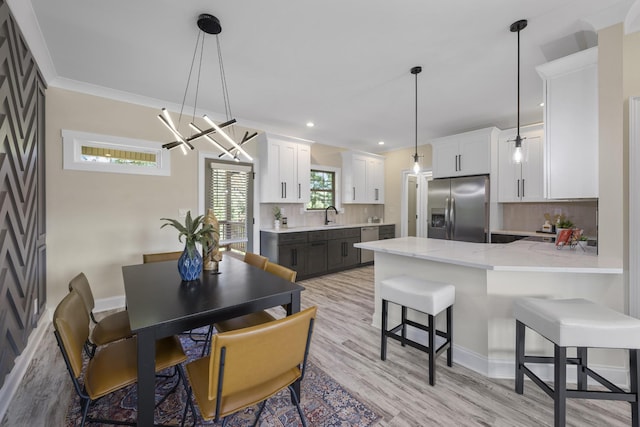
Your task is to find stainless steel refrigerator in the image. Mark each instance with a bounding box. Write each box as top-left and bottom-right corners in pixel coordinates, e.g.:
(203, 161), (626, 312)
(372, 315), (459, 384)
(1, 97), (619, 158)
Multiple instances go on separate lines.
(427, 175), (489, 243)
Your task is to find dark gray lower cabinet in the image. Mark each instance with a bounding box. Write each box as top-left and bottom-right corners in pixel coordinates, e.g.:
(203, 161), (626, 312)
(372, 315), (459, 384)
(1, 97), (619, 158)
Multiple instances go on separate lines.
(278, 243), (307, 277)
(260, 227), (363, 279)
(327, 228), (360, 271)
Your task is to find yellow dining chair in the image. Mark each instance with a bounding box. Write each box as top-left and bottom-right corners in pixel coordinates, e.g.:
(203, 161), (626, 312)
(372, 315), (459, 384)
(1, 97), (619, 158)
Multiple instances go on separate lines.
(214, 261), (297, 333)
(54, 290), (187, 427)
(68, 272), (132, 357)
(181, 306), (317, 427)
(243, 251), (268, 270)
(142, 250), (183, 264)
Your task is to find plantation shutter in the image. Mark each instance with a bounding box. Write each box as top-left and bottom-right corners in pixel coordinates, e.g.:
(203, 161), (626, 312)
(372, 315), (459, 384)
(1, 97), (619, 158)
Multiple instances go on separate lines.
(209, 162), (251, 248)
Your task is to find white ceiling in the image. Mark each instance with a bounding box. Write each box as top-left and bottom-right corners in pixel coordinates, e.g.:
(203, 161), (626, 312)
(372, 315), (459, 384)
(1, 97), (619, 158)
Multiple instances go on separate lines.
(21, 0), (636, 153)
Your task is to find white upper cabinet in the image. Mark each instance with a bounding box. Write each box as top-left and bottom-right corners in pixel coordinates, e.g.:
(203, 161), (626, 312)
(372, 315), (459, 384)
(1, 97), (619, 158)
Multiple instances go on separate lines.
(497, 124), (545, 202)
(342, 151), (385, 204)
(430, 127), (498, 178)
(258, 133), (311, 203)
(536, 47), (598, 199)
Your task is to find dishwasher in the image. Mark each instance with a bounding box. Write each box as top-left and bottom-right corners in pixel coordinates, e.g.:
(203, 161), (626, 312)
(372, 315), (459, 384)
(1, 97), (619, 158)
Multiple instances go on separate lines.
(360, 226), (379, 263)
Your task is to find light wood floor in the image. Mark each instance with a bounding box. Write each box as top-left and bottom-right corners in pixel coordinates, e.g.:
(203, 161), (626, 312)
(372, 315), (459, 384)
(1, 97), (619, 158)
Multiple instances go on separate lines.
(2, 266), (633, 426)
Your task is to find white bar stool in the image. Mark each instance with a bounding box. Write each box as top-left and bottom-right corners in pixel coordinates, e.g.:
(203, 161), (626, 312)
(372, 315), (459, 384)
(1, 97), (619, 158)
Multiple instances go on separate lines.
(514, 297), (640, 427)
(380, 275), (455, 386)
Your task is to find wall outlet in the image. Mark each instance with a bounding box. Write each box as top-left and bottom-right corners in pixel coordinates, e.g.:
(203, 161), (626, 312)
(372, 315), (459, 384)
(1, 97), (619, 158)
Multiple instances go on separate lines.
(33, 298), (38, 316)
(178, 209), (188, 218)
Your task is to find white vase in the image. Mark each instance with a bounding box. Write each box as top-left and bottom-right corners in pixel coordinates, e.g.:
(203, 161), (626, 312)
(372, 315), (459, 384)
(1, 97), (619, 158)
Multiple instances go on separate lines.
(274, 220), (280, 229)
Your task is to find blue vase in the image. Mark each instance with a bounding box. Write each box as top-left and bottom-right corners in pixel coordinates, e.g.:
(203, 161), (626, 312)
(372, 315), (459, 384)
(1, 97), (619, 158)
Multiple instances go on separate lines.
(177, 246), (202, 281)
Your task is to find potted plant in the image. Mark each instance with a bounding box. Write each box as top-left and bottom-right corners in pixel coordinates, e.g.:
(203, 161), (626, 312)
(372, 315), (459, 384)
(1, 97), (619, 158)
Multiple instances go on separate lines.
(273, 206), (282, 229)
(161, 210), (216, 281)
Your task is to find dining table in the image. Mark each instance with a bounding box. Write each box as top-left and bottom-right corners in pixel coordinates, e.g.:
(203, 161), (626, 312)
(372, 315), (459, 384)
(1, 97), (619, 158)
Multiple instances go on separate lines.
(122, 254), (305, 426)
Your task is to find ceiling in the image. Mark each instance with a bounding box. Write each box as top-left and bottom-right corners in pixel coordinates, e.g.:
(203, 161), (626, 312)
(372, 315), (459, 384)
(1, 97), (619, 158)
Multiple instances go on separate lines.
(22, 0), (636, 153)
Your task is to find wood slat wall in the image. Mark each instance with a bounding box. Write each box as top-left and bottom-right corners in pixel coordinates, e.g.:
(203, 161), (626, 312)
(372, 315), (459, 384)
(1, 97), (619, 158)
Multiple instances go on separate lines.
(0, 0), (46, 388)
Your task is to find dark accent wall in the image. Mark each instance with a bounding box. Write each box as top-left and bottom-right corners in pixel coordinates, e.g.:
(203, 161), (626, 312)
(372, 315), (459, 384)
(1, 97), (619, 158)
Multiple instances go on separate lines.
(0, 1), (46, 388)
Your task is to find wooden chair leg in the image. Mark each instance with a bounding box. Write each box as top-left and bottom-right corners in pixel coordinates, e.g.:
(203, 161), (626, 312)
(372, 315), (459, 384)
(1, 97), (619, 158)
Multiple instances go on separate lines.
(381, 299), (388, 361)
(515, 320), (525, 394)
(554, 344), (567, 427)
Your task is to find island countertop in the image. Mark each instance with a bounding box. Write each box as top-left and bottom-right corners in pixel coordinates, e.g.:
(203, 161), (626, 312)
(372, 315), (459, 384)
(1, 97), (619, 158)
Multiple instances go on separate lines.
(354, 237), (621, 274)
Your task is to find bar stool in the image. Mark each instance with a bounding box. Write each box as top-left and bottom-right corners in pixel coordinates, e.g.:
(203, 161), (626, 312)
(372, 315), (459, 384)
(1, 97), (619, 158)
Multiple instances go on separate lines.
(380, 275), (455, 386)
(514, 297), (640, 427)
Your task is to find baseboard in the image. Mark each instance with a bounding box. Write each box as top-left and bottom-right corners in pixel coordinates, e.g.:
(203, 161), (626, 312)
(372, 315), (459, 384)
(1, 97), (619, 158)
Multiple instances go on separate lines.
(94, 295), (126, 313)
(0, 308), (51, 422)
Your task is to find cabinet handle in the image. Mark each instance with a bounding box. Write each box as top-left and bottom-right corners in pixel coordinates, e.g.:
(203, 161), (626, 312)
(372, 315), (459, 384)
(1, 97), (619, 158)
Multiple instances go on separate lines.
(281, 182), (285, 198)
(352, 187), (356, 201)
(374, 188), (378, 201)
(298, 183), (301, 199)
(458, 154), (462, 171)
(454, 155), (458, 171)
(517, 179), (520, 198)
(284, 182), (287, 199)
(522, 179), (525, 198)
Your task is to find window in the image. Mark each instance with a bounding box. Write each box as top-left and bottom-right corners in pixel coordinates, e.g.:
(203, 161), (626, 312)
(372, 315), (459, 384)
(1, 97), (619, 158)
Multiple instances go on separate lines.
(62, 130), (170, 176)
(307, 169), (335, 210)
(207, 162), (252, 253)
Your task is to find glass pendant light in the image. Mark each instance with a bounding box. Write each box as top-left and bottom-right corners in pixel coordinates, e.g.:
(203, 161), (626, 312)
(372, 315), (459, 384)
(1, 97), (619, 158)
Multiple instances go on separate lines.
(511, 19), (527, 164)
(411, 66), (422, 173)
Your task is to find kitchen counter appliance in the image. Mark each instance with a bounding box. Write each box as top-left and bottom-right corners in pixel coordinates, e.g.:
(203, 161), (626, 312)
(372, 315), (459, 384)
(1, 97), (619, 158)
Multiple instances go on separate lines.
(427, 175), (489, 243)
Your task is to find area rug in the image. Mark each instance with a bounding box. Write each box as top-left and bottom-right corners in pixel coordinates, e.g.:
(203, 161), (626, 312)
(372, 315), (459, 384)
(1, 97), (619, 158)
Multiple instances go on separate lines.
(65, 332), (381, 426)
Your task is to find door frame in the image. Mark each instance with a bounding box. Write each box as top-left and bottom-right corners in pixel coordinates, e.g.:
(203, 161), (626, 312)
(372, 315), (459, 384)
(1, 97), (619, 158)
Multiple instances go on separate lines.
(400, 169), (432, 237)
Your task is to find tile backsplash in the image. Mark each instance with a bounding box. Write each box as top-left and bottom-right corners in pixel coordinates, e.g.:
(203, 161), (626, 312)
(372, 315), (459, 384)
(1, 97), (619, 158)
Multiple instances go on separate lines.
(261, 203), (384, 229)
(501, 201), (598, 237)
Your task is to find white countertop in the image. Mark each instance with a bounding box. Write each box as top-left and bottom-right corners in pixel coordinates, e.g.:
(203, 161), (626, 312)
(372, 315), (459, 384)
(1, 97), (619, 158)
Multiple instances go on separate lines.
(354, 237), (622, 274)
(261, 223), (394, 233)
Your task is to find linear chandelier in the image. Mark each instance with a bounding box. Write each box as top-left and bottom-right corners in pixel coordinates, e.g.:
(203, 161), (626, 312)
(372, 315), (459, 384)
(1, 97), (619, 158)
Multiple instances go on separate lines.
(158, 13), (256, 161)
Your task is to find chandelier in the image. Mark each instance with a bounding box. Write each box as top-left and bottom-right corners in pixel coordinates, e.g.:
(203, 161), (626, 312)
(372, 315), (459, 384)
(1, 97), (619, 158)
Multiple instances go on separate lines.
(158, 13), (256, 161)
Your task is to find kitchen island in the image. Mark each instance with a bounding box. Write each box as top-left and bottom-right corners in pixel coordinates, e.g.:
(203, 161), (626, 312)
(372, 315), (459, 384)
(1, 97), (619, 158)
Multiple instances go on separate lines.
(355, 237), (625, 382)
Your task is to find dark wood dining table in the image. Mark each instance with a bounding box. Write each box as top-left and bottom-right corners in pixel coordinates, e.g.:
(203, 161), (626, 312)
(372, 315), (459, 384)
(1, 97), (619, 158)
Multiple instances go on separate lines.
(122, 254), (305, 426)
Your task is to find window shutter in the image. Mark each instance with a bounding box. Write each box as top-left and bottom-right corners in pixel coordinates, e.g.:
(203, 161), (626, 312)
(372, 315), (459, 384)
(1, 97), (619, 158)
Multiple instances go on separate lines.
(209, 163), (251, 249)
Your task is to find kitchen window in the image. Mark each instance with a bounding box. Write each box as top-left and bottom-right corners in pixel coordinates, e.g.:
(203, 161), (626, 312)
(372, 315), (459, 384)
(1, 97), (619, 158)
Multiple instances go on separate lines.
(307, 169), (335, 210)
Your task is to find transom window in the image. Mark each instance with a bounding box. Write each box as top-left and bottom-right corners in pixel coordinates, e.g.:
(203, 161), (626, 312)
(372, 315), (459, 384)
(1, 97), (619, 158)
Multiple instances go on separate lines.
(307, 169), (335, 210)
(62, 130), (170, 176)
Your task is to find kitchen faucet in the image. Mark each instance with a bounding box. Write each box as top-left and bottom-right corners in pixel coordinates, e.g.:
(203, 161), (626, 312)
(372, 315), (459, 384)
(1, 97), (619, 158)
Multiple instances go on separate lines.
(324, 205), (338, 225)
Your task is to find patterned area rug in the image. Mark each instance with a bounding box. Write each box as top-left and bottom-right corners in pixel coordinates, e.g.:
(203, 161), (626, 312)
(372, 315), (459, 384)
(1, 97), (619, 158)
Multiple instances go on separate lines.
(65, 331), (381, 426)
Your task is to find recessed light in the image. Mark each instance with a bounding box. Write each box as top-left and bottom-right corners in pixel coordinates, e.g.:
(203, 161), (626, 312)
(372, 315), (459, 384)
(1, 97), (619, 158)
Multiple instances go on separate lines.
(378, 141), (385, 145)
(306, 122), (314, 128)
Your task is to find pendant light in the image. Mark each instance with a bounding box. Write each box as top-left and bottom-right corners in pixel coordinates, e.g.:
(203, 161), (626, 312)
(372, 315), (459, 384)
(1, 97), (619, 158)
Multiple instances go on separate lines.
(510, 19), (527, 164)
(411, 66), (422, 174)
(158, 14), (256, 161)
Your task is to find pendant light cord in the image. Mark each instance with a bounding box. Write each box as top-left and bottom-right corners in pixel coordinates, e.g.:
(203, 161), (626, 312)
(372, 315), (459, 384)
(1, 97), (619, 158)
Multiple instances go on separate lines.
(517, 27), (521, 140)
(415, 69), (418, 156)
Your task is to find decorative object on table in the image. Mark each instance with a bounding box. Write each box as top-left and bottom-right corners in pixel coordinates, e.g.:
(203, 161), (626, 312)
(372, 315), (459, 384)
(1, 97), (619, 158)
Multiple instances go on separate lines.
(203, 209), (222, 273)
(160, 210), (216, 281)
(273, 206), (282, 229)
(157, 13), (257, 160)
